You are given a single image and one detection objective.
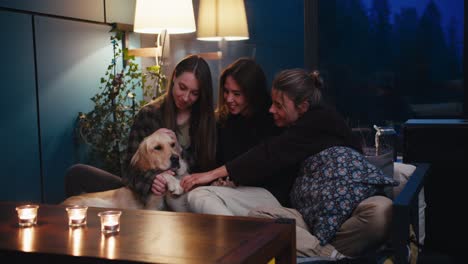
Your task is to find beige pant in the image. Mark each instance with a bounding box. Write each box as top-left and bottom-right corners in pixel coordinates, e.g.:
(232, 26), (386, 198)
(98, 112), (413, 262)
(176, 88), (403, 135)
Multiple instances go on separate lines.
(249, 196), (393, 258)
(186, 186), (282, 216)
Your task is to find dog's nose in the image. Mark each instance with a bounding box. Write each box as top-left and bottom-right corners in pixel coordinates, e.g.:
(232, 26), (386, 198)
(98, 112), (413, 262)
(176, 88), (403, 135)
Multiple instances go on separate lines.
(170, 155), (179, 165)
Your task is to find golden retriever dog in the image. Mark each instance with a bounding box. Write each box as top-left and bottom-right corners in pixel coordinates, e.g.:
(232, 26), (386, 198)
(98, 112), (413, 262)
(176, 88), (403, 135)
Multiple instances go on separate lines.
(62, 129), (188, 210)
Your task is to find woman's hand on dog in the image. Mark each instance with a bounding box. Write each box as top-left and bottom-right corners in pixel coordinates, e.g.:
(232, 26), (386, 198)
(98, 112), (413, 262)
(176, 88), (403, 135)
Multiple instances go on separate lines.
(211, 177), (237, 188)
(181, 166), (229, 192)
(156, 128), (177, 142)
(151, 171), (174, 196)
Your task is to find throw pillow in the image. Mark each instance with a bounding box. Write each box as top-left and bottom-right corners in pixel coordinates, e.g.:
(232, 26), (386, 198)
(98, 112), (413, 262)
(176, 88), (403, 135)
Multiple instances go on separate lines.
(392, 162), (416, 197)
(290, 146), (398, 245)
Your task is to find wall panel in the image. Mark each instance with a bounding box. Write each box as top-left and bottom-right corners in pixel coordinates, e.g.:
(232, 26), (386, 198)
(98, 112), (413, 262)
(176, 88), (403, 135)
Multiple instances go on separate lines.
(0, 10), (41, 202)
(35, 16), (113, 203)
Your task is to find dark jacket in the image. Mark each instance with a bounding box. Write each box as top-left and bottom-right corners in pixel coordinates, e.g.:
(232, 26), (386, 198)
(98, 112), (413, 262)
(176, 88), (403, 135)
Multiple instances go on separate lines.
(226, 104), (361, 206)
(216, 112), (281, 165)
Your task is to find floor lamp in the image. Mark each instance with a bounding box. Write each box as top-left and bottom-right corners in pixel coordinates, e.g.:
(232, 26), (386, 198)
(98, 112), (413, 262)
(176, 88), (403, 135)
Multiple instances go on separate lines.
(132, 0), (196, 65)
(130, 0), (196, 99)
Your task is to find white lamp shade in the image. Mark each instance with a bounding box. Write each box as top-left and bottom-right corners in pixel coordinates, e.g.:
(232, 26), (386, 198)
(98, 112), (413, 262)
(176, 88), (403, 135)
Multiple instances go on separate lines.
(134, 0), (196, 34)
(197, 0), (249, 41)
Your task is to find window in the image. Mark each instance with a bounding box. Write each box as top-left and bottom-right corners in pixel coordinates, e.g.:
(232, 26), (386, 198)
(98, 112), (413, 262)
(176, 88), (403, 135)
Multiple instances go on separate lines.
(306, 0), (465, 129)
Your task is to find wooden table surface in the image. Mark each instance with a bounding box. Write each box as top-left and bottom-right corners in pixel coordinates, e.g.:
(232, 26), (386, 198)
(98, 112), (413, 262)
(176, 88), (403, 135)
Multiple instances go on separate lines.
(0, 201), (295, 264)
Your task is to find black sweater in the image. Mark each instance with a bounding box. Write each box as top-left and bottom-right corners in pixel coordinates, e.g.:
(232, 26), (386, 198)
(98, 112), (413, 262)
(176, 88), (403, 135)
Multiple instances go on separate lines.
(216, 112), (280, 165)
(226, 104), (361, 206)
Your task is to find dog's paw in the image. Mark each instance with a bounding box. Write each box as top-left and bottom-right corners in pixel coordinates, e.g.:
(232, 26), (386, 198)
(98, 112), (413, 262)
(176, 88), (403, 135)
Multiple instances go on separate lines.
(167, 182), (175, 192)
(167, 181), (184, 196)
(171, 185), (184, 195)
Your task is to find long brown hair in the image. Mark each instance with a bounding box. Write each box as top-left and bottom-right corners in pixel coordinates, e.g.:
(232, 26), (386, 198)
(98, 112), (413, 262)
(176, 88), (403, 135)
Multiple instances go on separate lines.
(216, 58), (270, 123)
(160, 55), (216, 171)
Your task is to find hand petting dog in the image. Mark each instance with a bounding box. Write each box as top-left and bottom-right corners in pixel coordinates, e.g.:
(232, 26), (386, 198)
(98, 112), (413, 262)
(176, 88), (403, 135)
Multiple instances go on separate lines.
(211, 177), (237, 188)
(181, 165), (231, 192)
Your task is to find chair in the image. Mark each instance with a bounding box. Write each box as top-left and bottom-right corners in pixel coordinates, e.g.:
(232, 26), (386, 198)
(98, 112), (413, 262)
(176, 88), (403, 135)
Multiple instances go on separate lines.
(391, 162), (430, 264)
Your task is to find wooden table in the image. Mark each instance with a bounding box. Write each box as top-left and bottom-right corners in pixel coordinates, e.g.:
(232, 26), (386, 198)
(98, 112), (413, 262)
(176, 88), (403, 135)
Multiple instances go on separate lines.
(0, 202), (295, 263)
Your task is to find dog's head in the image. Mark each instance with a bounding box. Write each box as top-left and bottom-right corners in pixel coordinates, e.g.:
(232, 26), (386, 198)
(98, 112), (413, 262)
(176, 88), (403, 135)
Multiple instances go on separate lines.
(130, 130), (188, 176)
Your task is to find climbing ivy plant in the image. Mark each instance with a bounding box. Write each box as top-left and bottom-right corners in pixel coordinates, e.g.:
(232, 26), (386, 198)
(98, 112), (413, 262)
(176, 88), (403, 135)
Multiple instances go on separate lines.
(77, 29), (166, 175)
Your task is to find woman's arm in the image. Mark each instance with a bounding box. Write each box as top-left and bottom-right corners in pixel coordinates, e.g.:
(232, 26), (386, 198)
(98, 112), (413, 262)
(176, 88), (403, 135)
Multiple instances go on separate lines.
(181, 165), (228, 191)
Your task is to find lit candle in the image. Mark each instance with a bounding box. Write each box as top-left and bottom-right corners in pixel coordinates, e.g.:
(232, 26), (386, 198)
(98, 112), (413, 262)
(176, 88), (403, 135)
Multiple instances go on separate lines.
(15, 204), (39, 227)
(66, 205), (88, 227)
(103, 219), (119, 233)
(98, 211), (122, 235)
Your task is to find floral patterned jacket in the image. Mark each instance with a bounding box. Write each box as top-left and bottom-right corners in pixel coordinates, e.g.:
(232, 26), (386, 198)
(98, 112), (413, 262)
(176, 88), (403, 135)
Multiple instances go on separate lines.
(290, 146), (398, 245)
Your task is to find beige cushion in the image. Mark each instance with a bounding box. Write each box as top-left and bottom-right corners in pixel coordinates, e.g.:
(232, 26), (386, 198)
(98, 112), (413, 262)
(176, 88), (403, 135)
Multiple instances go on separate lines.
(393, 163), (416, 197)
(393, 162), (426, 245)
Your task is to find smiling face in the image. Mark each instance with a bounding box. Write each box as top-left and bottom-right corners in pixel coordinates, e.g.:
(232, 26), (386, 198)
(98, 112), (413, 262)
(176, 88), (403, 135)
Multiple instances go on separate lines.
(172, 72), (200, 112)
(269, 89), (302, 127)
(223, 75), (249, 116)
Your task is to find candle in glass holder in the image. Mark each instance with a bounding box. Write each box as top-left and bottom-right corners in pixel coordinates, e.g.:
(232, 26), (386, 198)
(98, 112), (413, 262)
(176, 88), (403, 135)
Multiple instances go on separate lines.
(15, 204), (39, 227)
(65, 205), (88, 227)
(97, 211), (122, 235)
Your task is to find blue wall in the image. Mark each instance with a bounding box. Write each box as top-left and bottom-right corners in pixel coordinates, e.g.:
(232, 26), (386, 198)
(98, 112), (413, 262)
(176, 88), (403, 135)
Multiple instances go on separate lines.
(0, 4), (116, 203)
(0, 10), (41, 202)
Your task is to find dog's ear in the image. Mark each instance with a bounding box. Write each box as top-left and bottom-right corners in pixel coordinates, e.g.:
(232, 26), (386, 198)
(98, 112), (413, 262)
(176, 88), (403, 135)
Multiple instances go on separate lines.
(130, 139), (153, 172)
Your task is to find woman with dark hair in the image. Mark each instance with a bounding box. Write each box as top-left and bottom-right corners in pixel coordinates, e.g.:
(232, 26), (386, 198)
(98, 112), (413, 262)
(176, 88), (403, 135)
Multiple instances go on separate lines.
(65, 55), (217, 205)
(181, 69), (397, 258)
(215, 57), (279, 165)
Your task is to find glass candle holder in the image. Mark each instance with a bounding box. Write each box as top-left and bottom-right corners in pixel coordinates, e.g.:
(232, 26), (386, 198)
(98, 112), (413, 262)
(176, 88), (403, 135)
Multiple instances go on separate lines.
(15, 204), (39, 227)
(65, 205), (88, 227)
(97, 211), (122, 235)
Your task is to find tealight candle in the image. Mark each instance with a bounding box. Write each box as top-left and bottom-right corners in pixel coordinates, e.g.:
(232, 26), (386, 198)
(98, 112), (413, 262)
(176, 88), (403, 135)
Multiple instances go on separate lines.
(97, 211), (122, 235)
(15, 204), (39, 227)
(65, 205), (88, 227)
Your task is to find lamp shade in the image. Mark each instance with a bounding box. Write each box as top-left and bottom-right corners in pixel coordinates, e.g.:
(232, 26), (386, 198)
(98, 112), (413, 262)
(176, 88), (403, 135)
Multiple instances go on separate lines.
(197, 0), (249, 41)
(134, 0), (196, 34)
